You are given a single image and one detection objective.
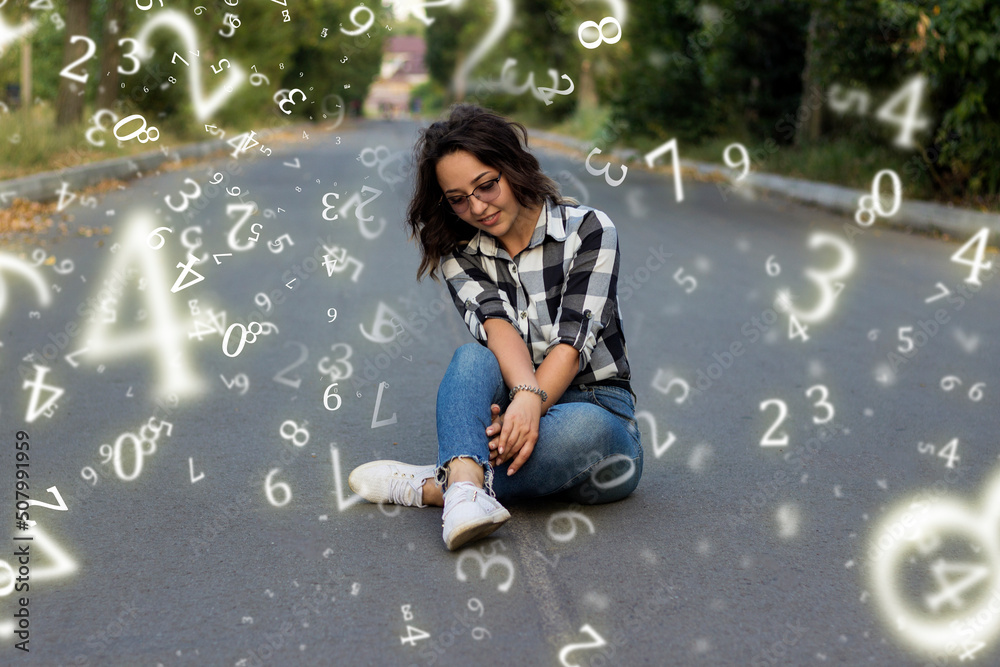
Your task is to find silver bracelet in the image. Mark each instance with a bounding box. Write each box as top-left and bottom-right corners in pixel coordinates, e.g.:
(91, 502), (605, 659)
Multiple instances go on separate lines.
(509, 384), (547, 403)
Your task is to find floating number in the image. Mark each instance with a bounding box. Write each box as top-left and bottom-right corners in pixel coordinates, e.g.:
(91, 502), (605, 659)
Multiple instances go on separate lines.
(585, 147), (627, 187)
(59, 35), (96, 83)
(164, 178), (202, 212)
(456, 547), (515, 593)
(264, 468), (291, 507)
(559, 625), (608, 667)
(547, 511), (595, 543)
(805, 384), (834, 424)
(113, 114), (159, 143)
(323, 383), (342, 411)
(874, 74), (930, 149)
(280, 419), (309, 447)
(635, 411), (676, 458)
(950, 228), (993, 287)
(855, 169), (902, 226)
(578, 17), (621, 49)
(644, 138), (684, 202)
(341, 5), (374, 36)
(759, 399), (789, 447)
(723, 143), (750, 181)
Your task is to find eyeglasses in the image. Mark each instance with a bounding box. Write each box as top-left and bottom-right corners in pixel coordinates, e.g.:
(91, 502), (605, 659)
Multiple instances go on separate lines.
(441, 173), (502, 214)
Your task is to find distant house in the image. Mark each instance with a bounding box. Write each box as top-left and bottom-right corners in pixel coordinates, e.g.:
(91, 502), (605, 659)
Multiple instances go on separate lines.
(364, 35), (430, 119)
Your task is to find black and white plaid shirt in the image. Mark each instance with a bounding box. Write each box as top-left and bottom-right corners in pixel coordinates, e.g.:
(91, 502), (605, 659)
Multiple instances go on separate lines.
(442, 200), (631, 392)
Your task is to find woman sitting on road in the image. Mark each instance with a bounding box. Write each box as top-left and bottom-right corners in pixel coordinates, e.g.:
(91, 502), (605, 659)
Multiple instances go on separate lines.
(348, 104), (642, 550)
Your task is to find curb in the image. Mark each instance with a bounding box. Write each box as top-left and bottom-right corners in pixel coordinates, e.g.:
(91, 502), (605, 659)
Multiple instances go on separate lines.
(528, 128), (1000, 240)
(0, 119), (334, 210)
(0, 139), (231, 208)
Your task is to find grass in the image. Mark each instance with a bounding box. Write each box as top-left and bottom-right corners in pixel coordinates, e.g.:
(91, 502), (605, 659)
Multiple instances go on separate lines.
(0, 105), (195, 181)
(546, 105), (614, 145)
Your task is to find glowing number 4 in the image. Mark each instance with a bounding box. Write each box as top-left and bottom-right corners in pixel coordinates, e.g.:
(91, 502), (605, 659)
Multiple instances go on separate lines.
(950, 228), (993, 287)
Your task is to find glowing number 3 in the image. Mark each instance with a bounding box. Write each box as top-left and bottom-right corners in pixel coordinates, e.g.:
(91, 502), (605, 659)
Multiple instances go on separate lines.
(585, 148), (628, 187)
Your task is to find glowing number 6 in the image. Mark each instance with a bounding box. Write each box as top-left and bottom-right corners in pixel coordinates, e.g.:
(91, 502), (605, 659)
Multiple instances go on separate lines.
(578, 17), (621, 49)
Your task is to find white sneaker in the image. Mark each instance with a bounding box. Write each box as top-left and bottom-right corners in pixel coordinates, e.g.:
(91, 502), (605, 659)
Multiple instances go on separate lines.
(348, 461), (435, 507)
(441, 481), (510, 551)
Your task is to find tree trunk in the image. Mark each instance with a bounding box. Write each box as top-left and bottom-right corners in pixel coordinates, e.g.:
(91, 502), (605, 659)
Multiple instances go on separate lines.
(96, 0), (126, 111)
(795, 7), (822, 146)
(55, 0), (94, 127)
(578, 59), (598, 110)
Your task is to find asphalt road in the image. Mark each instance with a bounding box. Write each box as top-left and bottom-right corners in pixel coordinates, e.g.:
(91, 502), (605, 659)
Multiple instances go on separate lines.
(1, 118), (999, 666)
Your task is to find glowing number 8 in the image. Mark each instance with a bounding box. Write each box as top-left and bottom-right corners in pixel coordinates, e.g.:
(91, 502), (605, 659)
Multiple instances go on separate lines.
(855, 169), (901, 227)
(113, 114), (159, 143)
(279, 419), (310, 447)
(222, 322), (261, 357)
(360, 146), (390, 168)
(578, 17), (622, 49)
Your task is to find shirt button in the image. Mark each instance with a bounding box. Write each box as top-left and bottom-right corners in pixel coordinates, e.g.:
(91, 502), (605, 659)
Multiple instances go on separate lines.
(464, 299), (474, 310)
(520, 311), (527, 319)
(511, 265), (517, 273)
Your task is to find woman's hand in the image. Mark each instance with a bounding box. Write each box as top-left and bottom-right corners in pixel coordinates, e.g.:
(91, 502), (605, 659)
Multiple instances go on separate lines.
(495, 392), (542, 475)
(486, 403), (503, 465)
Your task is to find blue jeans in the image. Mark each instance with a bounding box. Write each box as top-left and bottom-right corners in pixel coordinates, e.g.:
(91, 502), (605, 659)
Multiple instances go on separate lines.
(435, 344), (643, 504)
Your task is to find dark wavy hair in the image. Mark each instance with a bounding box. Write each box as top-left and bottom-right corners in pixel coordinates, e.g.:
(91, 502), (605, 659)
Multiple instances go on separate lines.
(406, 104), (568, 281)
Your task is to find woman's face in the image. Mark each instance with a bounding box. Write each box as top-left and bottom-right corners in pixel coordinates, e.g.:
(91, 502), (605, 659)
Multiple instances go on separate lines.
(435, 150), (536, 249)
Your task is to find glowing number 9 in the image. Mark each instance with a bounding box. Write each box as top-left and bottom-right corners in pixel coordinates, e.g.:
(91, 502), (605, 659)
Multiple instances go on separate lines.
(341, 5), (374, 36)
(578, 17), (621, 49)
(546, 511), (596, 543)
(723, 143), (751, 181)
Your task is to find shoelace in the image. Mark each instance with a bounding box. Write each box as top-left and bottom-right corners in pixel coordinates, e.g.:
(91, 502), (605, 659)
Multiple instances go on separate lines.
(442, 482), (480, 520)
(388, 471), (426, 506)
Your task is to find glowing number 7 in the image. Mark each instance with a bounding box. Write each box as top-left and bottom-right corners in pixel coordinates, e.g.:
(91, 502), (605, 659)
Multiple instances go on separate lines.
(643, 138), (684, 202)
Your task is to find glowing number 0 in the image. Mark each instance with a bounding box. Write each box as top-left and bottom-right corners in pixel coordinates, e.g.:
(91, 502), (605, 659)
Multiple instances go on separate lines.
(113, 114), (159, 143)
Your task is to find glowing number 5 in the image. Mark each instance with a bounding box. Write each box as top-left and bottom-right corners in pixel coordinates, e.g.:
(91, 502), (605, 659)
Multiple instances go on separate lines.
(578, 17), (621, 49)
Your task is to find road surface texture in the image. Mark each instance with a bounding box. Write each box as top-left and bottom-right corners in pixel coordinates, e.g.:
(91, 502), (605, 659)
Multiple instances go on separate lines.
(1, 119), (998, 666)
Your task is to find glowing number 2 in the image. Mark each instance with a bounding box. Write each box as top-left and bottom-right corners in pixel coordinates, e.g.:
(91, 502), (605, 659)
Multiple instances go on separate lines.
(559, 625), (608, 667)
(133, 10), (245, 121)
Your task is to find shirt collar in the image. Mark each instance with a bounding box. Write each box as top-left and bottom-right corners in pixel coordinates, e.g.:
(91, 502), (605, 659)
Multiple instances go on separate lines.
(461, 200), (566, 258)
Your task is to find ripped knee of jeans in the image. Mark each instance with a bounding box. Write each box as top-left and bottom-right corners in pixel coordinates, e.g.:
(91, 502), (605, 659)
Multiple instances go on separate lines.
(436, 455), (495, 496)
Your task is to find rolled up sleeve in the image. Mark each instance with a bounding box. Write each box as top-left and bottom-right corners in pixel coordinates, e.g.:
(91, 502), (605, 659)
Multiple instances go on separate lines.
(442, 251), (519, 344)
(545, 211), (619, 371)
